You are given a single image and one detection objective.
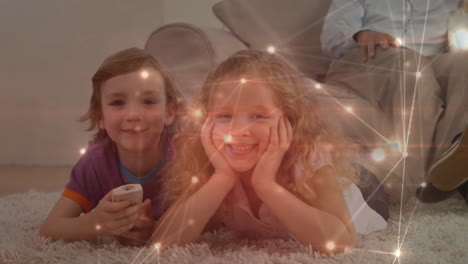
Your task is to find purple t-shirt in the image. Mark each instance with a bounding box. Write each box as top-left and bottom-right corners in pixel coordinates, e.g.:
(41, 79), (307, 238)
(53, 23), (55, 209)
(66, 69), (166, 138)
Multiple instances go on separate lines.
(63, 140), (165, 220)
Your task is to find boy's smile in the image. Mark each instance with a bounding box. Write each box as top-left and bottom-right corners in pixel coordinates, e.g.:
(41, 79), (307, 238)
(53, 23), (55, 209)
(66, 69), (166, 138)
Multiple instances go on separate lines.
(99, 68), (174, 156)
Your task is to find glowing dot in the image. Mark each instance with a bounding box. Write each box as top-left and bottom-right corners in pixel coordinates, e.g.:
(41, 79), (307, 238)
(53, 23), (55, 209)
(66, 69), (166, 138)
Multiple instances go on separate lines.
(154, 242), (161, 250)
(240, 78), (247, 84)
(396, 38), (403, 45)
(224, 134), (233, 143)
(95, 224), (101, 231)
(416, 72), (421, 78)
(188, 219), (195, 225)
(141, 70), (149, 79)
(314, 83), (322, 89)
(267, 45), (276, 54)
(371, 148), (385, 161)
(80, 148), (86, 155)
(388, 140), (402, 152)
(345, 106), (353, 113)
(402, 152), (408, 158)
(404, 61), (411, 68)
(191, 176), (199, 184)
(326, 241), (336, 250)
(453, 30), (468, 50)
(420, 182), (427, 188)
(394, 249), (401, 257)
(193, 109), (202, 117)
(386, 183), (392, 188)
(324, 144), (334, 151)
(275, 186), (285, 193)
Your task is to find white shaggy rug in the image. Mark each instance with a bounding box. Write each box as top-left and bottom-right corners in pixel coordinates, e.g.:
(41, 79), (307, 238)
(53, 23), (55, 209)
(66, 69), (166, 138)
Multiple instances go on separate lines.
(0, 191), (466, 264)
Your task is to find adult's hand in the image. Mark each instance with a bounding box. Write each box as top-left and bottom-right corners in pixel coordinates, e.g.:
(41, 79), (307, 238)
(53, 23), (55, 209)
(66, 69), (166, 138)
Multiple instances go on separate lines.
(354, 30), (400, 62)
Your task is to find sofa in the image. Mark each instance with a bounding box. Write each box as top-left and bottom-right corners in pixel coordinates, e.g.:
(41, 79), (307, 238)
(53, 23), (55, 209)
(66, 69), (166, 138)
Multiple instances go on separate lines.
(144, 0), (417, 201)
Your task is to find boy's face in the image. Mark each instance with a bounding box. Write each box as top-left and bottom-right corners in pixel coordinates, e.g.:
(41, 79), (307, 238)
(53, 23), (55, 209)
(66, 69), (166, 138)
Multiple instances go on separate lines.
(99, 68), (174, 155)
(210, 81), (283, 173)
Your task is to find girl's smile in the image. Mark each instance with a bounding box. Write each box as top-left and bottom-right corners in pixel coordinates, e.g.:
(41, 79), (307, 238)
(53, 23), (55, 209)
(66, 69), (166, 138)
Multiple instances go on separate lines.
(210, 81), (283, 173)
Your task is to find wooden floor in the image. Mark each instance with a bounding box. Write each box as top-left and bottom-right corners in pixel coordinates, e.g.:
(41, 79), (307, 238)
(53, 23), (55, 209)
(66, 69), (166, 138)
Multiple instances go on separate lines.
(0, 165), (72, 197)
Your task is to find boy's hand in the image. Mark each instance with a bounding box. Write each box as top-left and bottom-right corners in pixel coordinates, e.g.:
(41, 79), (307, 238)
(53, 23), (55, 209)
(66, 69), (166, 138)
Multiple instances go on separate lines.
(91, 191), (145, 237)
(117, 199), (155, 246)
(354, 30), (400, 62)
(251, 116), (292, 190)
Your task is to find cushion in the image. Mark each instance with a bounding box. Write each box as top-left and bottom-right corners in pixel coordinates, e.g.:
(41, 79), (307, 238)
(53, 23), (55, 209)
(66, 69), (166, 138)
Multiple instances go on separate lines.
(213, 0), (333, 80)
(145, 23), (246, 102)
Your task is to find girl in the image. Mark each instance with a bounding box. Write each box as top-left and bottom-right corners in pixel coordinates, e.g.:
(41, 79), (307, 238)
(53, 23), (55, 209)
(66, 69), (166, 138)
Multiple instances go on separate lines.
(40, 48), (182, 246)
(153, 50), (386, 253)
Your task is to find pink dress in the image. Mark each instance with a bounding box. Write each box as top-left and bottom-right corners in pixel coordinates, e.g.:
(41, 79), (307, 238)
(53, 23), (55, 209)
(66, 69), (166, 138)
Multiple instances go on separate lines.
(220, 147), (387, 240)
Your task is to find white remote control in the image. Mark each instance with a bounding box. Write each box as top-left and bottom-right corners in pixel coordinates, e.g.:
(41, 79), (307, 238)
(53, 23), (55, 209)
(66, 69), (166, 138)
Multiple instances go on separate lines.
(112, 184), (143, 205)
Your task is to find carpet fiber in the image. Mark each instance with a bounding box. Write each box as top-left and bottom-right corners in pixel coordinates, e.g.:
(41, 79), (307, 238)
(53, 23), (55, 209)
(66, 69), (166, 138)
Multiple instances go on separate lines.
(1, 191), (466, 264)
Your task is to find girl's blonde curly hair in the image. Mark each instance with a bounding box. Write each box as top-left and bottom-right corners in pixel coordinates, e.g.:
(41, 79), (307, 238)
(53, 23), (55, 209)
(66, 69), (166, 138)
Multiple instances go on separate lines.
(161, 49), (359, 209)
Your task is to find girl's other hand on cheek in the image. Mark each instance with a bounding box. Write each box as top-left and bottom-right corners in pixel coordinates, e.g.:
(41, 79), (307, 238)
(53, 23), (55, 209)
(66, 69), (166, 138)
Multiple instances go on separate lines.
(251, 116), (292, 189)
(201, 115), (239, 182)
(91, 190), (145, 237)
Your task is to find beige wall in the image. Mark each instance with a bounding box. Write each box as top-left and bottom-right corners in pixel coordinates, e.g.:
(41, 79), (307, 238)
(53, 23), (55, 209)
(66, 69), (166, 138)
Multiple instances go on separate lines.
(163, 0), (222, 28)
(0, 0), (164, 165)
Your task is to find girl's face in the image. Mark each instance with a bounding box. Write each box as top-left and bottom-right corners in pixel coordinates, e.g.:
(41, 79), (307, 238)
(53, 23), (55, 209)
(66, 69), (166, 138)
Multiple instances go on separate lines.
(210, 81), (283, 174)
(99, 68), (174, 155)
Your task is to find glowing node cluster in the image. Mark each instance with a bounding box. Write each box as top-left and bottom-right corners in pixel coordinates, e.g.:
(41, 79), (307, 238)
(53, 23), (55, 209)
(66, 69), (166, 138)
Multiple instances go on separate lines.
(80, 148), (86, 155)
(267, 45), (276, 54)
(240, 78), (247, 84)
(191, 176), (199, 184)
(396, 38), (403, 45)
(314, 83), (322, 89)
(95, 224), (101, 231)
(224, 134), (233, 143)
(415, 71), (422, 78)
(140, 70), (149, 79)
(394, 249), (401, 257)
(154, 242), (161, 250)
(345, 106), (353, 113)
(402, 151), (408, 158)
(420, 182), (427, 188)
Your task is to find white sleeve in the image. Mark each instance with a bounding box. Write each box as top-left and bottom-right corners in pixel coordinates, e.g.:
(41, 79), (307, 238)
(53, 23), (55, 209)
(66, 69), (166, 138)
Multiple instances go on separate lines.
(342, 184), (387, 234)
(320, 0), (366, 58)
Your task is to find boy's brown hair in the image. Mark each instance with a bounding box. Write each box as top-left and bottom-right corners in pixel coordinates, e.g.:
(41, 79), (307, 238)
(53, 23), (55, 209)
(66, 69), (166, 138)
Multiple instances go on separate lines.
(80, 47), (182, 143)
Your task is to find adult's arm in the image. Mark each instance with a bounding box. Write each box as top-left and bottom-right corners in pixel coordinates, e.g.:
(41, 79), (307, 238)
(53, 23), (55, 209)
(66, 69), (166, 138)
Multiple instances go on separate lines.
(320, 0), (365, 58)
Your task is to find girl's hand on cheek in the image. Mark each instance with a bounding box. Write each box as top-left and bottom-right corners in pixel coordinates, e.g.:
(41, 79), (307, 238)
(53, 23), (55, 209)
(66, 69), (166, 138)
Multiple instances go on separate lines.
(251, 116), (292, 189)
(201, 116), (239, 182)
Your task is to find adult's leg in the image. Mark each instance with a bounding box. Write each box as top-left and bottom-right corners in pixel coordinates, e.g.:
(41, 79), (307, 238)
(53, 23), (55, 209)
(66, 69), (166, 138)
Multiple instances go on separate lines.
(307, 79), (401, 203)
(325, 47), (444, 197)
(429, 52), (468, 163)
(427, 52), (468, 192)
